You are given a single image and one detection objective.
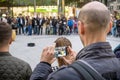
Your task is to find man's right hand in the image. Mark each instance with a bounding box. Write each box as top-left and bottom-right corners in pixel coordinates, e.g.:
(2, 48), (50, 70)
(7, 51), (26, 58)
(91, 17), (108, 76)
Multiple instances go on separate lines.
(40, 43), (56, 64)
(62, 46), (77, 65)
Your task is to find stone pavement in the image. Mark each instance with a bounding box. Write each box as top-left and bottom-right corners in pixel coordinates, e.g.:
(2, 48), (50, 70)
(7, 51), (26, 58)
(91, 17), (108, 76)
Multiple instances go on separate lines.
(10, 35), (120, 70)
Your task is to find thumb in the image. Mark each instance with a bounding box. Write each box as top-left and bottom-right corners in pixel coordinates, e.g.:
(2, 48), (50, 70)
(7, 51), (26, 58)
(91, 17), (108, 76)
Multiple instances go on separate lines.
(50, 58), (56, 64)
(67, 46), (74, 55)
(53, 43), (56, 48)
(68, 46), (73, 52)
(62, 57), (70, 64)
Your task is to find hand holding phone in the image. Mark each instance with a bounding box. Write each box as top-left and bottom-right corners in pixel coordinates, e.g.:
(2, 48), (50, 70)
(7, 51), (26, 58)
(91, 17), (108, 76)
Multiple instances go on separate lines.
(62, 46), (77, 65)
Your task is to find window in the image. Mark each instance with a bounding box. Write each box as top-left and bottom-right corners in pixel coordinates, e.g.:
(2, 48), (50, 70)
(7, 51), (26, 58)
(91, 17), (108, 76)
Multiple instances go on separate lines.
(117, 5), (120, 10)
(110, 6), (114, 10)
(117, 0), (120, 3)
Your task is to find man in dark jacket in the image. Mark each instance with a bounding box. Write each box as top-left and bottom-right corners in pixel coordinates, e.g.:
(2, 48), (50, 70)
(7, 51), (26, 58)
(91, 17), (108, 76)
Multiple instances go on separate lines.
(38, 17), (45, 35)
(30, 1), (120, 80)
(58, 16), (67, 35)
(52, 17), (57, 35)
(18, 15), (25, 34)
(114, 44), (120, 58)
(116, 19), (120, 37)
(0, 22), (32, 80)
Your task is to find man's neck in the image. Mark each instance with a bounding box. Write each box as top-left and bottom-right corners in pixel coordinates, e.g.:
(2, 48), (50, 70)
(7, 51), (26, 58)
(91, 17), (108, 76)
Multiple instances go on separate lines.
(84, 33), (106, 47)
(0, 46), (9, 52)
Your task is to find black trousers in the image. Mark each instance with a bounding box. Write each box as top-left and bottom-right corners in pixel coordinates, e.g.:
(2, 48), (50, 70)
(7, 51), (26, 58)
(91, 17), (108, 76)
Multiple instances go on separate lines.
(18, 24), (24, 34)
(38, 25), (43, 35)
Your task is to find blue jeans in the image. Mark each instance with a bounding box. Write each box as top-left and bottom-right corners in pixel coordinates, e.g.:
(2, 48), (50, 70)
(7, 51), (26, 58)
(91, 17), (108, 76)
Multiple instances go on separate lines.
(111, 26), (116, 36)
(33, 26), (37, 34)
(28, 25), (32, 35)
(53, 27), (57, 35)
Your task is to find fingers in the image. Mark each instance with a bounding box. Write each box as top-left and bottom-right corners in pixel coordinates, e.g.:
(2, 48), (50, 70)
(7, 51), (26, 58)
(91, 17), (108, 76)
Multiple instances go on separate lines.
(40, 43), (56, 64)
(47, 43), (56, 55)
(51, 58), (57, 63)
(67, 46), (74, 55)
(43, 46), (49, 52)
(62, 57), (70, 65)
(68, 46), (73, 52)
(53, 43), (56, 48)
(62, 57), (68, 63)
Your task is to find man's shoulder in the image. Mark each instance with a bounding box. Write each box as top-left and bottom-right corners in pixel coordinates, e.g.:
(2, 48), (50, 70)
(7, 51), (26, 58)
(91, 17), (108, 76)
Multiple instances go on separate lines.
(0, 55), (32, 80)
(47, 66), (81, 80)
(0, 55), (30, 68)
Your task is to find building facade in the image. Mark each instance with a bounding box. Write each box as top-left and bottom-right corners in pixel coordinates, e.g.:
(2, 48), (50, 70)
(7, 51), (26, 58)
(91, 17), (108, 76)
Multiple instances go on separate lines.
(109, 0), (120, 13)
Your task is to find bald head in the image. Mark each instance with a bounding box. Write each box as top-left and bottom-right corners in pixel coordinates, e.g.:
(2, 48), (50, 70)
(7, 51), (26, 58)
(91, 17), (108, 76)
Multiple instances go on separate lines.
(78, 1), (111, 31)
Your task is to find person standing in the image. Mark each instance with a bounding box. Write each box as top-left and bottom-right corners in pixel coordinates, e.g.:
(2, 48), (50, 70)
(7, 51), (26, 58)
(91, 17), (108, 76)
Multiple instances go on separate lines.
(73, 17), (78, 34)
(116, 18), (120, 37)
(52, 17), (57, 35)
(58, 16), (67, 35)
(27, 16), (32, 35)
(38, 17), (45, 35)
(0, 22), (32, 80)
(54, 37), (73, 67)
(67, 17), (74, 34)
(45, 17), (50, 35)
(32, 17), (39, 35)
(111, 16), (117, 37)
(18, 14), (25, 34)
(1, 14), (7, 23)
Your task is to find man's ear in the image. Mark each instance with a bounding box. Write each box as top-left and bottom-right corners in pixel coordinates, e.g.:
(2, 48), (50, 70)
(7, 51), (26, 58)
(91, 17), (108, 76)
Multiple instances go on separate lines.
(78, 21), (85, 35)
(106, 21), (112, 34)
(9, 38), (13, 45)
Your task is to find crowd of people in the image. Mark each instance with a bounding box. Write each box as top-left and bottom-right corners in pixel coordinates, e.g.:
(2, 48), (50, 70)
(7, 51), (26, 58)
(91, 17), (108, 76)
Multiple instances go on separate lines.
(1, 12), (120, 37)
(0, 14), (79, 36)
(0, 1), (120, 80)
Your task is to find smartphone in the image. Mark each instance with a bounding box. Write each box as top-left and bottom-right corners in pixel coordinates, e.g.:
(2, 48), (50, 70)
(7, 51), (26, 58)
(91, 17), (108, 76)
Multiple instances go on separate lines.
(54, 46), (67, 57)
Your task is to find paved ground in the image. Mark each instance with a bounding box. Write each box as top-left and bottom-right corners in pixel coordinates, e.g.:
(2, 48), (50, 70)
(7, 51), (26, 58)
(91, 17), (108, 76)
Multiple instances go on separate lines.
(10, 35), (120, 70)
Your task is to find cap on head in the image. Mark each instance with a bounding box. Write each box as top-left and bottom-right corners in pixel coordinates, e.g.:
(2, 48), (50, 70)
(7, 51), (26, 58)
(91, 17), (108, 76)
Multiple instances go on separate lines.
(2, 14), (6, 17)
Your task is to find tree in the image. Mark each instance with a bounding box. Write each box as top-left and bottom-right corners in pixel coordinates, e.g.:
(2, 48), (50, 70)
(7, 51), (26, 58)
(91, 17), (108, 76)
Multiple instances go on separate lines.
(65, 0), (101, 7)
(36, 0), (57, 6)
(65, 0), (90, 7)
(0, 0), (12, 7)
(0, 0), (105, 8)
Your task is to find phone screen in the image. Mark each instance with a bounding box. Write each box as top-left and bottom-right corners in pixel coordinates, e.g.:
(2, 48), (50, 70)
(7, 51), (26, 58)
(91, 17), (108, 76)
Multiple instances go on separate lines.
(54, 46), (67, 57)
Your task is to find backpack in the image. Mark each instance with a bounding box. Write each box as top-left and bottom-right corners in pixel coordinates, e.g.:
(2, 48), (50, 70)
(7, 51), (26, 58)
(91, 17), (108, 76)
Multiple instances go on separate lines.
(69, 60), (105, 80)
(68, 20), (73, 27)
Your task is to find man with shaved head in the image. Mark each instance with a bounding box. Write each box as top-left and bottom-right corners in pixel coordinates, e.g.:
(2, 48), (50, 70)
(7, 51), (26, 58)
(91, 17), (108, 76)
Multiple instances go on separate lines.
(30, 1), (120, 80)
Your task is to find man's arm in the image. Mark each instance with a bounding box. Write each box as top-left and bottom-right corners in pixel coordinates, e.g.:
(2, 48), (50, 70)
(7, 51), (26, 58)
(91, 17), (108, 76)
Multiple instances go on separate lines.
(30, 62), (52, 80)
(30, 44), (56, 80)
(26, 64), (32, 80)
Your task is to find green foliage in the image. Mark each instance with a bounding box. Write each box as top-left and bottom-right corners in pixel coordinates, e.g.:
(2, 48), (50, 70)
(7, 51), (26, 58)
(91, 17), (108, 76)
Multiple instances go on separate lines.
(65, 0), (104, 7)
(0, 0), (12, 7)
(36, 0), (57, 6)
(65, 0), (92, 7)
(12, 0), (57, 6)
(0, 0), (6, 2)
(0, 0), (101, 7)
